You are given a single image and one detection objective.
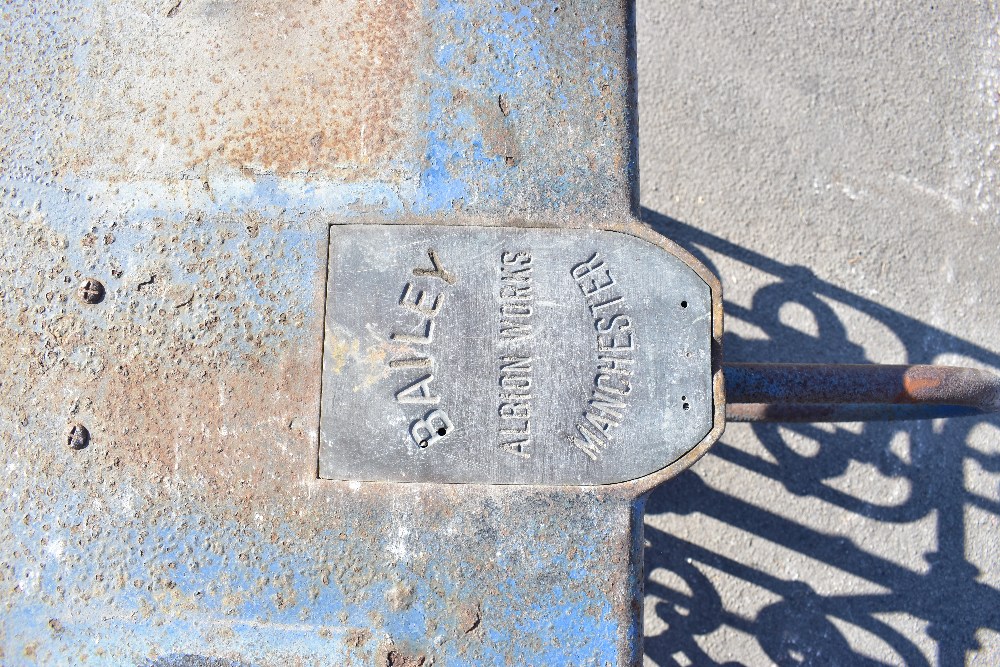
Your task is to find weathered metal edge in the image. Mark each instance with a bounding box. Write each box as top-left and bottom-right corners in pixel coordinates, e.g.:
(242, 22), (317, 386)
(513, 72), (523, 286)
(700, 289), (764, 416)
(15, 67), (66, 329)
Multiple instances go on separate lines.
(614, 217), (726, 497)
(316, 215), (726, 498)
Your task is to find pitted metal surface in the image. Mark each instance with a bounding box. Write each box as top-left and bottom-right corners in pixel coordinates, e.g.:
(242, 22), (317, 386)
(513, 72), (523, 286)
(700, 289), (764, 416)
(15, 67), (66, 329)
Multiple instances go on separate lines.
(0, 0), (657, 664)
(2, 0), (634, 219)
(321, 224), (715, 485)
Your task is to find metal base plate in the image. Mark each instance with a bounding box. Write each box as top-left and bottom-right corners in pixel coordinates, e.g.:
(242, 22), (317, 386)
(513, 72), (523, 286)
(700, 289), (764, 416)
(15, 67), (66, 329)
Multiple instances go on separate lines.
(319, 224), (714, 485)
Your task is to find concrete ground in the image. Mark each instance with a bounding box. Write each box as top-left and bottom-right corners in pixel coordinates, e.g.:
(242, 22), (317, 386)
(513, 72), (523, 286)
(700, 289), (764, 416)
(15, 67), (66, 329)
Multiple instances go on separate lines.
(637, 2), (1000, 665)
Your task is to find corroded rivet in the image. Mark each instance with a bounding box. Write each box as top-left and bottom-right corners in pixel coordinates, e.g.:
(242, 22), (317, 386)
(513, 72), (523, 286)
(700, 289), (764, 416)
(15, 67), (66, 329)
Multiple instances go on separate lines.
(78, 278), (105, 304)
(66, 423), (90, 450)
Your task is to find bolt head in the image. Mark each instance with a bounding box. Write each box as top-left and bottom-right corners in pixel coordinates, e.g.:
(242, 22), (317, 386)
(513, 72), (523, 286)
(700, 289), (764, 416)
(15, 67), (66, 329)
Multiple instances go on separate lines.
(78, 278), (105, 305)
(66, 423), (90, 450)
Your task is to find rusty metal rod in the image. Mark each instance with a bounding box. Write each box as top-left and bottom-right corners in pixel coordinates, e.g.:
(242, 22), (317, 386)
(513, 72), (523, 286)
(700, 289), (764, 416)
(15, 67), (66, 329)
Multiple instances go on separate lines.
(724, 363), (1000, 422)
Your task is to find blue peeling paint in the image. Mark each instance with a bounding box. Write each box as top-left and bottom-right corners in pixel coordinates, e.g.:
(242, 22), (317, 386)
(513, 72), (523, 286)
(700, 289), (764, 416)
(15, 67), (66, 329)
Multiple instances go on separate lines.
(1, 0), (641, 664)
(410, 0), (632, 215)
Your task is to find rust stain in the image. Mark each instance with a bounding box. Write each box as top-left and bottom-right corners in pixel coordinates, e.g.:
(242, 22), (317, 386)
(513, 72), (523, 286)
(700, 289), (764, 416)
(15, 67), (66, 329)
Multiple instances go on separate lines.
(385, 649), (426, 667)
(326, 336), (361, 375)
(344, 627), (370, 648)
(67, 0), (422, 179)
(97, 356), (320, 498)
(456, 601), (481, 634)
(473, 92), (521, 166)
(902, 372), (942, 399)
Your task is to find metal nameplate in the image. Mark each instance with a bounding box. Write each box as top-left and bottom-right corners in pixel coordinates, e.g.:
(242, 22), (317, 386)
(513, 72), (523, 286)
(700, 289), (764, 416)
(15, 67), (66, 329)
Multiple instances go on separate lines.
(319, 224), (715, 485)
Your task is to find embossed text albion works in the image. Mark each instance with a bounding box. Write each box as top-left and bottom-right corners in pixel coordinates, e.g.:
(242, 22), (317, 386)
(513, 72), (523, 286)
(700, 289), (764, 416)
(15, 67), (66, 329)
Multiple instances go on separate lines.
(498, 251), (534, 458)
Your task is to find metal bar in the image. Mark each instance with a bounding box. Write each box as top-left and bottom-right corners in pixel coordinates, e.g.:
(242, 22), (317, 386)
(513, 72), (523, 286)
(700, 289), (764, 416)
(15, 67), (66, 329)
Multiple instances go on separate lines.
(724, 363), (1000, 422)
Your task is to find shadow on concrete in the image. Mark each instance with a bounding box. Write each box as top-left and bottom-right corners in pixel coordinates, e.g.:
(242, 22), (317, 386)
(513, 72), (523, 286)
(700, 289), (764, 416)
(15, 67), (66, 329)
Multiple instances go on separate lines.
(640, 207), (1000, 666)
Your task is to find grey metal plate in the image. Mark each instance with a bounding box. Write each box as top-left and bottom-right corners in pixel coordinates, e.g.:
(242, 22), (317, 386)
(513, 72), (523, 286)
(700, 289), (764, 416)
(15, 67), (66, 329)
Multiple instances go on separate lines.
(319, 224), (714, 485)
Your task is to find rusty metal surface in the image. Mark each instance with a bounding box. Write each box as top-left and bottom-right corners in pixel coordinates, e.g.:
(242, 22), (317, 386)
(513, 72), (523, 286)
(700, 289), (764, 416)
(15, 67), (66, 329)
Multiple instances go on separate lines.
(1, 0), (634, 219)
(725, 363), (1000, 422)
(0, 1), (657, 664)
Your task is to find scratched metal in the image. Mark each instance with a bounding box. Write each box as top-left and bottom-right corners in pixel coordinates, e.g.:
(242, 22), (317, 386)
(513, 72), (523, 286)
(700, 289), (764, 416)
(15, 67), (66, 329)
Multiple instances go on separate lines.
(0, 0), (668, 665)
(321, 224), (713, 485)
